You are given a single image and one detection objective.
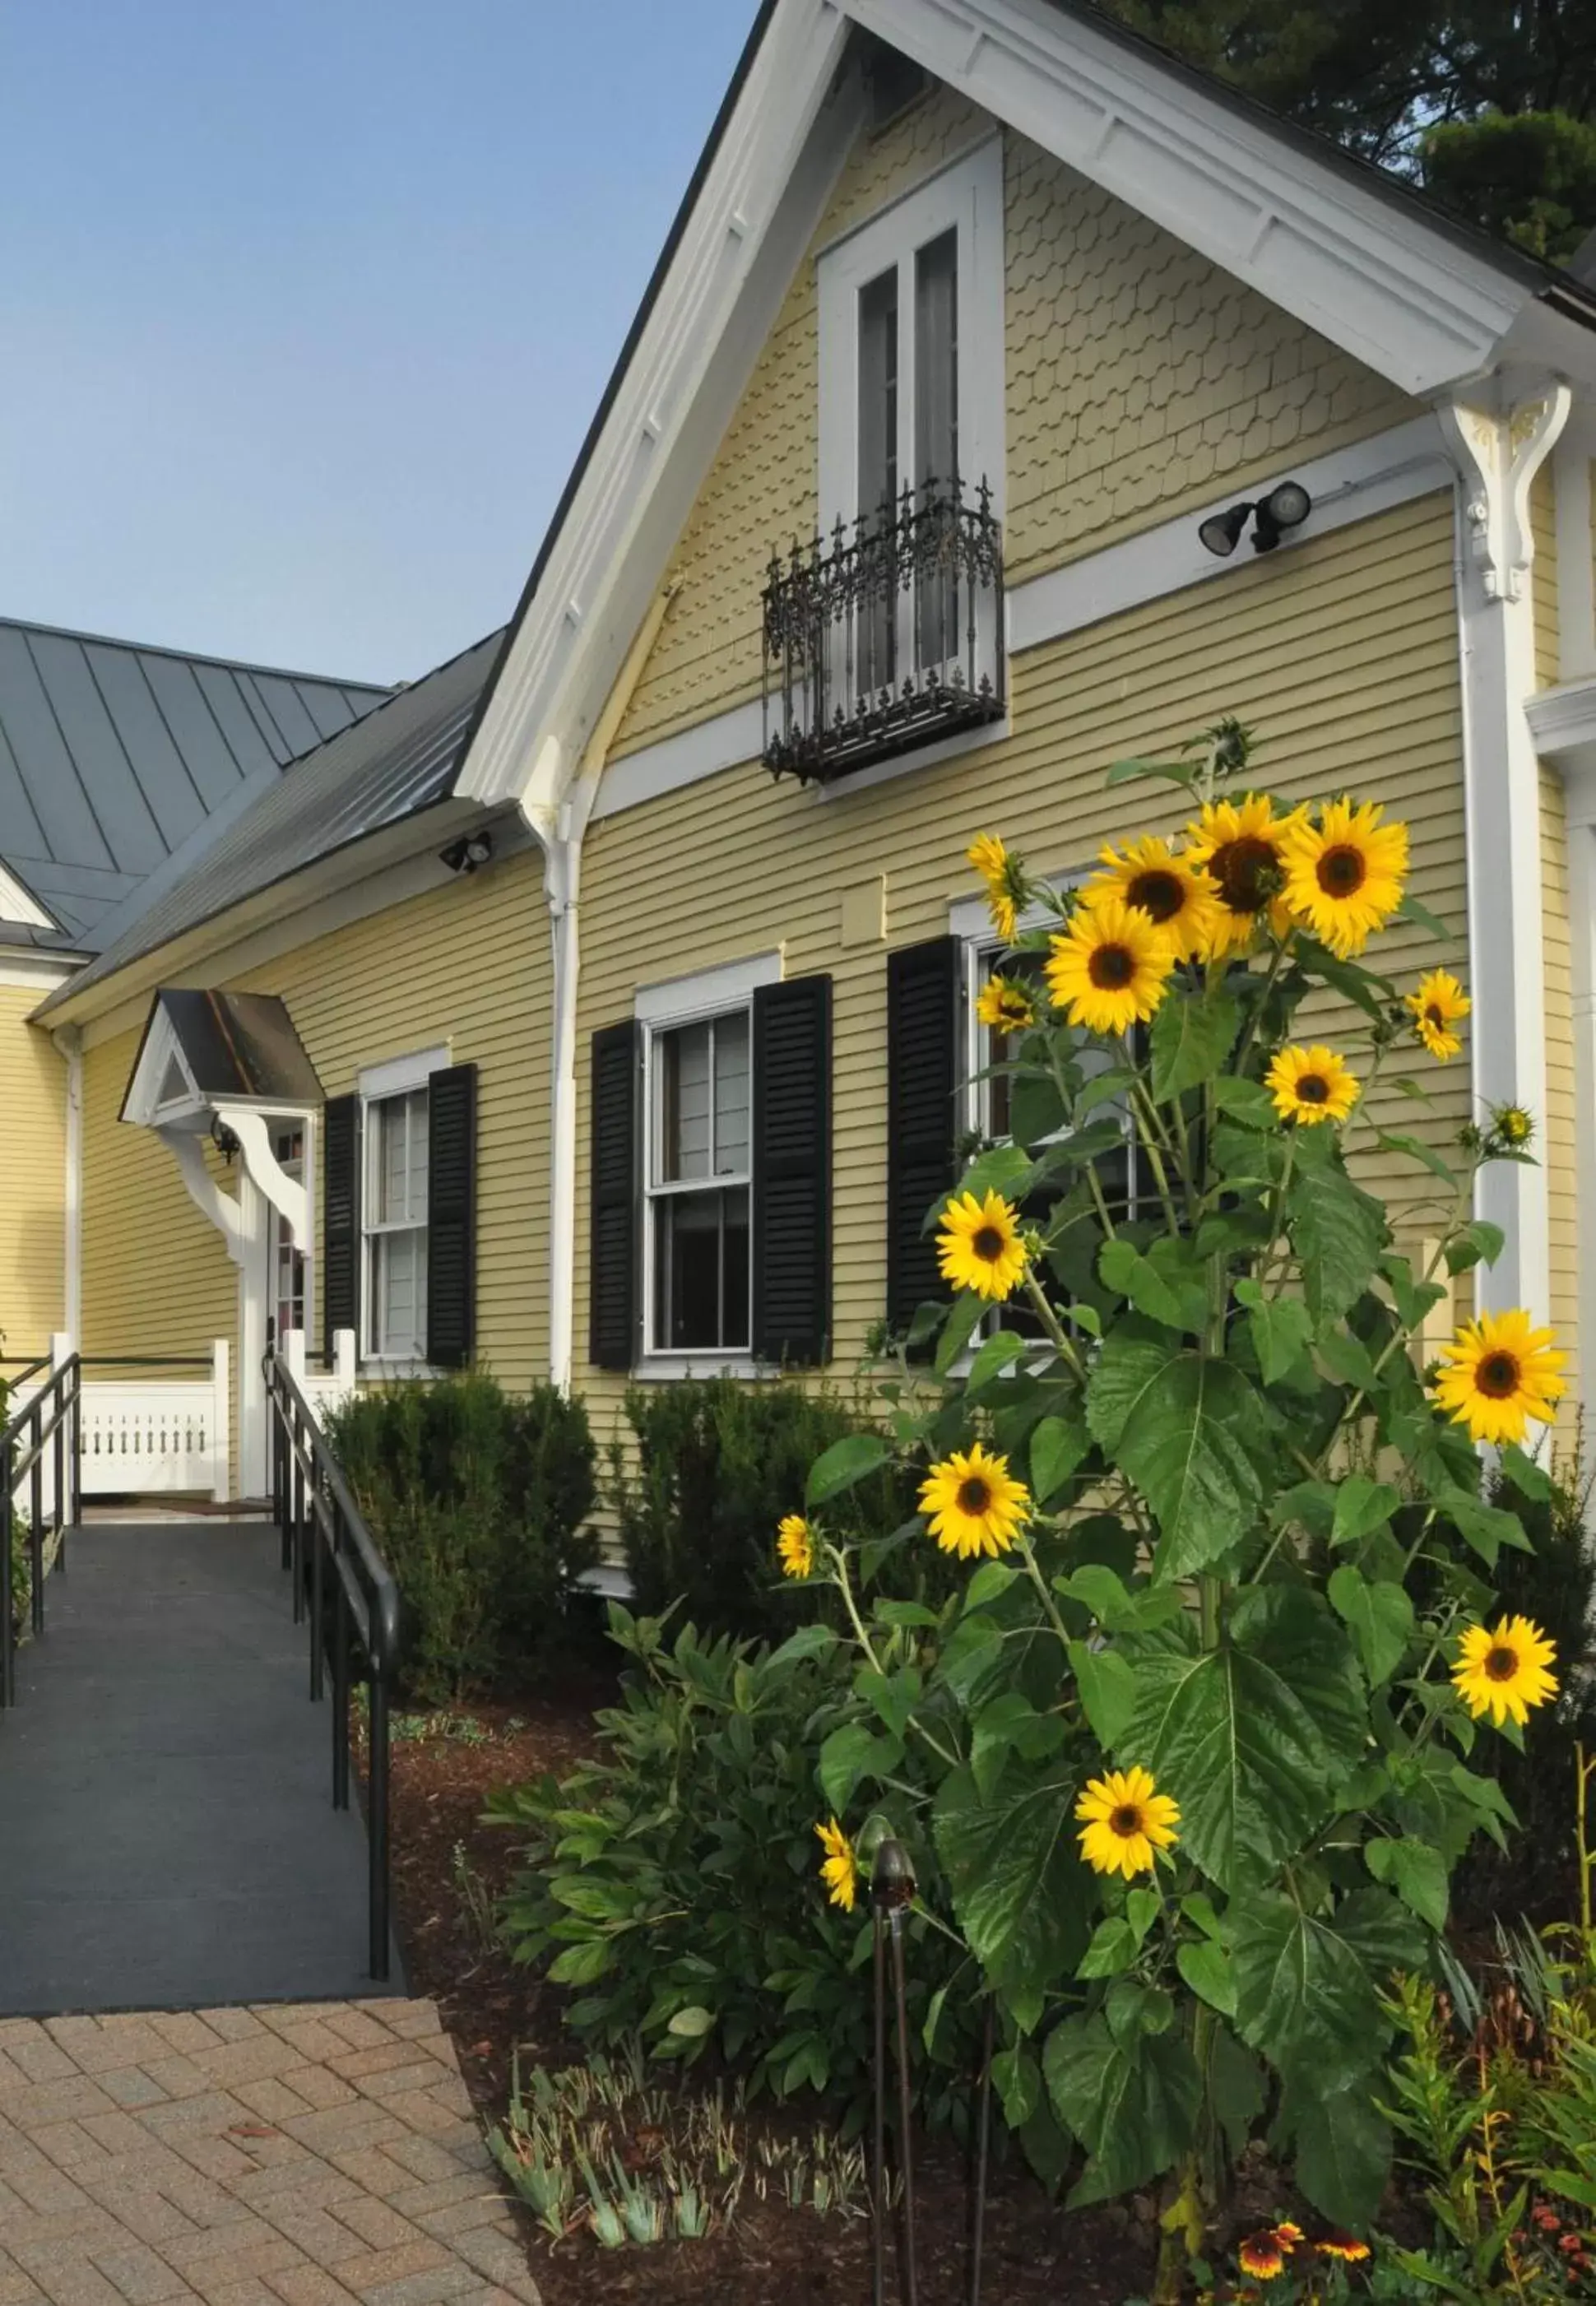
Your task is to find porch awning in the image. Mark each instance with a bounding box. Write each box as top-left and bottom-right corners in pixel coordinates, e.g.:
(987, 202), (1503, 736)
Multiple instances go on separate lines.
(120, 990), (323, 1125)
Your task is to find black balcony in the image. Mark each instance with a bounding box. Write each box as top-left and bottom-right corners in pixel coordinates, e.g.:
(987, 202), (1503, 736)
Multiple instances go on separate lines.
(762, 476), (1005, 785)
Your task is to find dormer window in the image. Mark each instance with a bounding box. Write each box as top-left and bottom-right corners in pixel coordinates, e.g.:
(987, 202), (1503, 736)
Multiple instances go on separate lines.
(764, 137), (1006, 785)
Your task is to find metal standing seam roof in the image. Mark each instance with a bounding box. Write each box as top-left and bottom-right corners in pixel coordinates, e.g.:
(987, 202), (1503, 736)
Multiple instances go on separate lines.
(42, 630), (505, 1014)
(0, 617), (391, 953)
(120, 990), (326, 1119)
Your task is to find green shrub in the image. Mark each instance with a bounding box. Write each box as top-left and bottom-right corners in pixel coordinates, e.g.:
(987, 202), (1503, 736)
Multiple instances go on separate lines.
(610, 1377), (930, 1638)
(327, 1371), (598, 1702)
(489, 1603), (978, 2130)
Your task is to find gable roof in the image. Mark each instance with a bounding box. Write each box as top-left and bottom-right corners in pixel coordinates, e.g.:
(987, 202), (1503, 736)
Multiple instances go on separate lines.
(453, 0), (1596, 831)
(119, 990), (325, 1121)
(40, 630), (503, 1018)
(0, 616), (390, 954)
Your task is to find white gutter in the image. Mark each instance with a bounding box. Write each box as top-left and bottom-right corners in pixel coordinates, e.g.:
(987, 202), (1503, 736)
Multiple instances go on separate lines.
(538, 582), (681, 1393)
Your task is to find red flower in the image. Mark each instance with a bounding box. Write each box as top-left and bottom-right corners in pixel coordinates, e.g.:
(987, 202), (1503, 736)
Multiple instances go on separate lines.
(1238, 2233), (1286, 2281)
(1316, 2234), (1371, 2264)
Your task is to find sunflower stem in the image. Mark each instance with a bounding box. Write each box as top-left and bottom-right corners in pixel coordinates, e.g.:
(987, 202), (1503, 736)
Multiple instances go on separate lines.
(1016, 1530), (1073, 1654)
(1022, 1269), (1088, 1383)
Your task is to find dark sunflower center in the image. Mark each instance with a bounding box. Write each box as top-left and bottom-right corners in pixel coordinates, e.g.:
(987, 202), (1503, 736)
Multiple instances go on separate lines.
(1296, 1074), (1329, 1105)
(1088, 942), (1136, 989)
(1425, 1004), (1445, 1028)
(1125, 869), (1185, 923)
(1484, 1644), (1520, 1683)
(956, 1477), (993, 1516)
(1109, 1803), (1144, 1837)
(972, 1225), (1005, 1263)
(1212, 835), (1278, 914)
(1477, 1351), (1521, 1399)
(1316, 844), (1366, 897)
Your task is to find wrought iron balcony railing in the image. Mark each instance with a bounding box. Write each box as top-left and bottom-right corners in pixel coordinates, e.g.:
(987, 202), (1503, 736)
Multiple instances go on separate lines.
(762, 476), (1005, 784)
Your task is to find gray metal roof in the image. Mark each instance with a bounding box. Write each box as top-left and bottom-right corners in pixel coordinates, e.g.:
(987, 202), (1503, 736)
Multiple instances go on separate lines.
(0, 618), (390, 953)
(120, 991), (326, 1119)
(47, 631), (503, 1013)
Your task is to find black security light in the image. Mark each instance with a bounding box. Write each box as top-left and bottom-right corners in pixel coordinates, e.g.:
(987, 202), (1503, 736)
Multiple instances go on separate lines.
(1199, 480), (1313, 558)
(441, 830), (494, 876)
(210, 1113), (240, 1165)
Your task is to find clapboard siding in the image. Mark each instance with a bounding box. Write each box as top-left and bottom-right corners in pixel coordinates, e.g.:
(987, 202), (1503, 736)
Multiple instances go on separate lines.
(0, 987), (67, 1360)
(610, 83), (1413, 763)
(576, 491), (1468, 1462)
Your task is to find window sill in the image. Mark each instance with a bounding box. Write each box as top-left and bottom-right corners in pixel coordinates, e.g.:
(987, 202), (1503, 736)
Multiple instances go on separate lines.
(629, 1352), (772, 1383)
(812, 711), (1011, 800)
(360, 1357), (439, 1383)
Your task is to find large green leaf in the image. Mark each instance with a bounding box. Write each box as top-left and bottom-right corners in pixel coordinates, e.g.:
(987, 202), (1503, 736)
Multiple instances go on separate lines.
(1099, 1238), (1200, 1332)
(1085, 1323), (1172, 1453)
(1287, 2079), (1394, 2230)
(1328, 1565), (1414, 1687)
(1102, 1348), (1264, 1579)
(1233, 1279), (1313, 1386)
(1031, 1413), (1089, 1505)
(806, 1431), (890, 1506)
(1232, 1888), (1422, 2093)
(1043, 2011), (1201, 2202)
(933, 1761), (1093, 1993)
(1230, 1585), (1368, 1774)
(1365, 1835), (1449, 1931)
(1068, 1638), (1139, 1747)
(1287, 1162), (1385, 1321)
(1127, 1637), (1332, 1893)
(1149, 982), (1240, 1102)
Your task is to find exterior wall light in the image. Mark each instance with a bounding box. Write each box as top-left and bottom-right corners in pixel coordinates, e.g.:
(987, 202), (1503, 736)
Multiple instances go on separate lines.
(1199, 480), (1313, 558)
(210, 1113), (240, 1164)
(440, 830), (494, 875)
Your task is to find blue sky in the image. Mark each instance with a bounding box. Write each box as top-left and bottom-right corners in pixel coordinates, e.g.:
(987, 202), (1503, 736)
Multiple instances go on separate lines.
(3, 1), (759, 684)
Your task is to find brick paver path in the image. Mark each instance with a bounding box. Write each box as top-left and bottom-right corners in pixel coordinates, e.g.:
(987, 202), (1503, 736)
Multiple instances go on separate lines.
(0, 2001), (538, 2306)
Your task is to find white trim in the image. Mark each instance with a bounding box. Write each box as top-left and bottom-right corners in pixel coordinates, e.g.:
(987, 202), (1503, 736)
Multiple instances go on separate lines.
(589, 418), (1452, 825)
(629, 1353), (769, 1382)
(357, 1044), (452, 1101)
(1554, 442), (1596, 684)
(633, 950), (782, 1025)
(1442, 389), (1573, 1329)
(1564, 800), (1596, 1420)
(947, 873), (1081, 943)
(1, 954), (77, 993)
(0, 861), (57, 930)
(1530, 676), (1596, 774)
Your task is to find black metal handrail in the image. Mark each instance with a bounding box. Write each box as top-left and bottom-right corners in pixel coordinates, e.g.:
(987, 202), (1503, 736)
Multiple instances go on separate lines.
(763, 473), (1006, 784)
(0, 1354), (82, 1710)
(264, 1345), (401, 1981)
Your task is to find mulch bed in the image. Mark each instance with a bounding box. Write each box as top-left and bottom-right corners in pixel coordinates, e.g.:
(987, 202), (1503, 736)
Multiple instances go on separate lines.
(384, 1671), (1154, 2306)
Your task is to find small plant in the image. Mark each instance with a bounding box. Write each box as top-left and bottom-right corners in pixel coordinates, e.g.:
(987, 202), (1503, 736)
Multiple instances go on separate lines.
(451, 1840), (499, 1952)
(486, 2039), (864, 2249)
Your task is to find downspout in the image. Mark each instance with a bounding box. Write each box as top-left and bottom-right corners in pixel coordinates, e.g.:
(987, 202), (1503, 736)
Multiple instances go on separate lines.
(51, 1024), (83, 1348)
(543, 581), (681, 1393)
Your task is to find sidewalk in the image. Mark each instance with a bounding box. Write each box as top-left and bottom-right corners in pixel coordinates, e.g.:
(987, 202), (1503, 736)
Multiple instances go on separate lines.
(0, 1998), (537, 2306)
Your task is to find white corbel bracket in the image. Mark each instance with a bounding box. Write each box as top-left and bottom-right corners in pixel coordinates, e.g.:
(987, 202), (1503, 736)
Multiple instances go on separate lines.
(162, 1129), (247, 1267)
(1440, 384), (1573, 604)
(216, 1107), (310, 1244)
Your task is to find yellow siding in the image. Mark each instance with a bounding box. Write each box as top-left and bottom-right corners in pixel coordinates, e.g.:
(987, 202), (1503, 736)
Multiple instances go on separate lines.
(0, 992), (67, 1362)
(78, 846), (554, 1407)
(615, 85), (1412, 759)
(1542, 766), (1580, 1431)
(578, 491), (1466, 1458)
(1532, 460), (1559, 691)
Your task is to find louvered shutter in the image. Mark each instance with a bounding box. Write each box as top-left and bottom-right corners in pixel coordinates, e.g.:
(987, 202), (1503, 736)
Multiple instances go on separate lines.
(886, 936), (961, 1333)
(322, 1093), (361, 1361)
(589, 1021), (641, 1371)
(426, 1064), (477, 1369)
(751, 975), (832, 1365)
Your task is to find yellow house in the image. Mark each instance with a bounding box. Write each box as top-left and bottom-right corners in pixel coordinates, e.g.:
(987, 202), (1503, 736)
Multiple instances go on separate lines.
(22, 0), (1596, 1501)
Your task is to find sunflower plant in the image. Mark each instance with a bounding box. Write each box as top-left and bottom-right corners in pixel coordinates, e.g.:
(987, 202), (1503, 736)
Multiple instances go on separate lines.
(786, 719), (1570, 2294)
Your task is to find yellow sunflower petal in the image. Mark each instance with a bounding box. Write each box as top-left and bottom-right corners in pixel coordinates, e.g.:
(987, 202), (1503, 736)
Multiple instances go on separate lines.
(1045, 896), (1176, 1035)
(814, 1816), (858, 1911)
(1452, 1613), (1560, 1727)
(917, 1445), (1030, 1559)
(1264, 1042), (1361, 1126)
(1405, 967), (1470, 1062)
(1084, 834), (1222, 963)
(1185, 792), (1303, 954)
(1432, 1307), (1566, 1446)
(936, 1190), (1028, 1302)
(776, 1514), (814, 1580)
(1074, 1767), (1180, 1878)
(1280, 796), (1408, 958)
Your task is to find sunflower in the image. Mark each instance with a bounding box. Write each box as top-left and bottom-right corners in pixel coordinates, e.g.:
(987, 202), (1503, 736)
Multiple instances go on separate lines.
(1491, 1102), (1535, 1150)
(1315, 2235), (1371, 2264)
(1046, 896), (1176, 1035)
(918, 1445), (1031, 1559)
(815, 1817), (858, 1912)
(975, 973), (1039, 1035)
(967, 832), (1027, 944)
(1281, 796), (1408, 957)
(1264, 1043), (1361, 1127)
(1185, 793), (1303, 954)
(1452, 1615), (1559, 1728)
(777, 1514), (814, 1580)
(937, 1189), (1028, 1302)
(1432, 1308), (1566, 1445)
(1084, 833), (1222, 963)
(1237, 2233), (1287, 2282)
(1406, 968), (1471, 1061)
(1074, 1765), (1181, 1879)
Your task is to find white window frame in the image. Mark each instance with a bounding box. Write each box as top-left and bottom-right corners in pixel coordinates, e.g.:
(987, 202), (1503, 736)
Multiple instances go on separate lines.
(634, 954), (781, 1377)
(269, 1118), (313, 1349)
(358, 1044), (451, 1372)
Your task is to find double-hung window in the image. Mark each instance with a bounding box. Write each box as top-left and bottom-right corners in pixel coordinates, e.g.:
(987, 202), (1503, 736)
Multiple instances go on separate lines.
(271, 1123), (309, 1343)
(364, 1085), (429, 1362)
(645, 1008), (752, 1354)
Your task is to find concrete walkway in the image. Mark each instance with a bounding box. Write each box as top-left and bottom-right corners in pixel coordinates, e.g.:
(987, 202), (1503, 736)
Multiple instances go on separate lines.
(0, 1998), (538, 2306)
(0, 1524), (398, 2016)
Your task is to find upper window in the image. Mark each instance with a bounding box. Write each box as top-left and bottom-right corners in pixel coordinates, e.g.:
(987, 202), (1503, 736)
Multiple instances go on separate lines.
(645, 1009), (752, 1353)
(271, 1123), (309, 1344)
(364, 1085), (429, 1360)
(763, 140), (1005, 786)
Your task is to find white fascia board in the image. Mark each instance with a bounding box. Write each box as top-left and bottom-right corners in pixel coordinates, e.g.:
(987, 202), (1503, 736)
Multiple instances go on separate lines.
(456, 0), (859, 820)
(2, 952), (80, 996)
(0, 861), (58, 930)
(1530, 678), (1596, 780)
(840, 0), (1536, 397)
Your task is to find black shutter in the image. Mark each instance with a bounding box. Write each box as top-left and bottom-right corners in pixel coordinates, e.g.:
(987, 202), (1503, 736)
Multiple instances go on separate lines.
(590, 1021), (641, 1371)
(886, 935), (962, 1333)
(322, 1093), (360, 1361)
(426, 1064), (478, 1369)
(752, 975), (833, 1366)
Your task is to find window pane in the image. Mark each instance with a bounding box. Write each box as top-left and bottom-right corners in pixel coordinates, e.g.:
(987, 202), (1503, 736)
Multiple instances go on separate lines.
(713, 1011), (750, 1176)
(660, 1023), (712, 1181)
(916, 230), (959, 668)
(981, 949), (1046, 1142)
(373, 1090), (428, 1224)
(374, 1227), (427, 1358)
(652, 1186), (749, 1351)
(857, 266), (899, 696)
